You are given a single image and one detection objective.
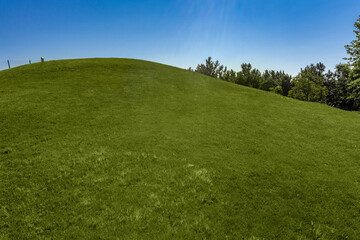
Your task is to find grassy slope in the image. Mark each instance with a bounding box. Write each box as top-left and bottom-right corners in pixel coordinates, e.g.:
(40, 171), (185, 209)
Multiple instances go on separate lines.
(0, 58), (359, 239)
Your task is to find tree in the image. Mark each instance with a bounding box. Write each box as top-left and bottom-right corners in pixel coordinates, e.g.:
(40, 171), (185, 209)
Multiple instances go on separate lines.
(279, 73), (292, 96)
(195, 57), (227, 79)
(234, 63), (263, 88)
(258, 70), (292, 95)
(273, 85), (283, 95)
(345, 16), (360, 78)
(344, 15), (360, 109)
(223, 69), (237, 83)
(324, 64), (356, 110)
(288, 63), (328, 102)
(249, 68), (262, 89)
(347, 79), (360, 110)
(236, 63), (252, 86)
(260, 70), (277, 91)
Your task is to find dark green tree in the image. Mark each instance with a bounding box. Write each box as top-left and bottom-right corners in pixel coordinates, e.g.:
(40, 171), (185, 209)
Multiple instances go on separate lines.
(236, 63), (252, 86)
(345, 16), (360, 78)
(223, 69), (237, 83)
(260, 70), (277, 91)
(288, 63), (328, 102)
(249, 68), (262, 89)
(324, 64), (356, 110)
(344, 15), (360, 109)
(347, 79), (360, 109)
(278, 73), (292, 96)
(195, 57), (227, 79)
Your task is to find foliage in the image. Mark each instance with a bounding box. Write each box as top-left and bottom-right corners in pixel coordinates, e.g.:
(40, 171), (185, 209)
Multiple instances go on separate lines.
(273, 85), (283, 95)
(278, 72), (293, 96)
(193, 54), (360, 111)
(194, 58), (292, 96)
(223, 69), (237, 83)
(347, 79), (360, 109)
(195, 57), (227, 79)
(260, 70), (277, 91)
(344, 15), (360, 109)
(288, 63), (328, 103)
(344, 16), (360, 78)
(324, 64), (356, 110)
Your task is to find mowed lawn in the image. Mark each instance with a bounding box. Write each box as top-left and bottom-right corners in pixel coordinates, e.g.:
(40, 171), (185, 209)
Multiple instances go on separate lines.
(0, 58), (360, 239)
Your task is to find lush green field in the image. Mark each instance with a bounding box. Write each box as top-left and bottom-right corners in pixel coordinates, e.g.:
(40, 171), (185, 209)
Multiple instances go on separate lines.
(0, 58), (359, 239)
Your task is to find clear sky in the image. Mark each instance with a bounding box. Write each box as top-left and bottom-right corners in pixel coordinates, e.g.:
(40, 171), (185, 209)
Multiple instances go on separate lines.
(1, 0), (360, 75)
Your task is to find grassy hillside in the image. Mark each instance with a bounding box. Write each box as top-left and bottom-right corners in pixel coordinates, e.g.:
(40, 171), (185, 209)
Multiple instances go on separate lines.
(1, 58), (359, 239)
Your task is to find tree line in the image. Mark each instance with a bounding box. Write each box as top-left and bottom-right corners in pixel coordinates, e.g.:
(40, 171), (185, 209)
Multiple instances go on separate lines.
(189, 16), (360, 111)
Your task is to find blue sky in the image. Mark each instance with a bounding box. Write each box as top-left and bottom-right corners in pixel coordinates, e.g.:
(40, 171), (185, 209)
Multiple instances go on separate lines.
(1, 0), (360, 75)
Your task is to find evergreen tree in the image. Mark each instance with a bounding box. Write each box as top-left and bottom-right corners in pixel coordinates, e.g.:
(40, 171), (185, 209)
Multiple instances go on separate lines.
(260, 70), (277, 91)
(195, 57), (226, 79)
(279, 73), (292, 96)
(324, 64), (355, 110)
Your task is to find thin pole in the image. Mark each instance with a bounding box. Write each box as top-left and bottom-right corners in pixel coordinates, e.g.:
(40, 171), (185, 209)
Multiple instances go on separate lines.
(7, 60), (10, 69)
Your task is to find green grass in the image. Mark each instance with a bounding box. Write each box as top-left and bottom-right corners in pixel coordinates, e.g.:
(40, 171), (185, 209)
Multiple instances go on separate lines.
(0, 58), (360, 239)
